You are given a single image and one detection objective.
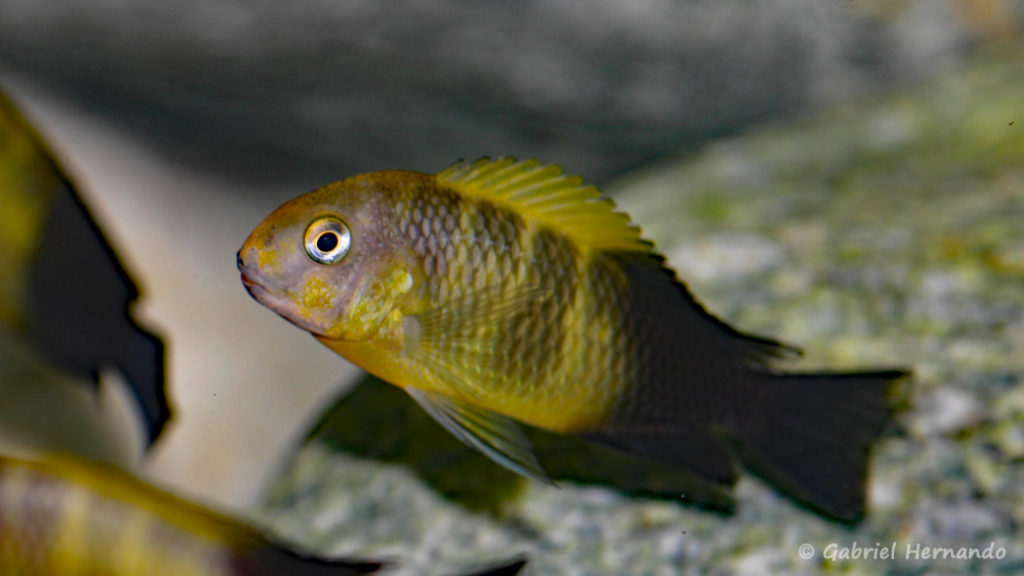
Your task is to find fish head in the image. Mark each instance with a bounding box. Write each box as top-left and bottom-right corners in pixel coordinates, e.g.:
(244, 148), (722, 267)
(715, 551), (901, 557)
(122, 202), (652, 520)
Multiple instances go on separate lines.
(237, 178), (413, 341)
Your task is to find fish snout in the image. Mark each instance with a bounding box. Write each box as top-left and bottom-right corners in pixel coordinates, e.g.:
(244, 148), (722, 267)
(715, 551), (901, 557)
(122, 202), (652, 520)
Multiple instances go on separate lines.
(236, 245), (265, 292)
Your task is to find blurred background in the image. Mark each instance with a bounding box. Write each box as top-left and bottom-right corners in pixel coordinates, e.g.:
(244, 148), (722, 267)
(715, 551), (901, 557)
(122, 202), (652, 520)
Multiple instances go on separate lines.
(1, 1), (1023, 574)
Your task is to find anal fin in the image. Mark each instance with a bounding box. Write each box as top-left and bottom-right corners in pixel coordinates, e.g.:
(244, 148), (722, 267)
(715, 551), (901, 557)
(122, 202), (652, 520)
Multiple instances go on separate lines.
(582, 423), (738, 486)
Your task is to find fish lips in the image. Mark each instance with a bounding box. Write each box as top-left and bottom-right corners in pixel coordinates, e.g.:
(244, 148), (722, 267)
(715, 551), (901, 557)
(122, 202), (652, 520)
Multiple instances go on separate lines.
(236, 248), (377, 341)
(239, 271), (270, 302)
(238, 267), (281, 312)
(237, 252), (268, 299)
(237, 260), (335, 337)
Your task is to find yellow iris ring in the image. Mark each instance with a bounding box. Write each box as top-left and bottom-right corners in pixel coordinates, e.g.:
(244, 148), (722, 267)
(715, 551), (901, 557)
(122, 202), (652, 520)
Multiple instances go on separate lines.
(303, 215), (351, 265)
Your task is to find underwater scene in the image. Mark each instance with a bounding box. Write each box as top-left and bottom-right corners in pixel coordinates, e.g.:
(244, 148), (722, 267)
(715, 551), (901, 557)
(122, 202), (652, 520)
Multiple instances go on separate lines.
(1, 2), (1023, 575)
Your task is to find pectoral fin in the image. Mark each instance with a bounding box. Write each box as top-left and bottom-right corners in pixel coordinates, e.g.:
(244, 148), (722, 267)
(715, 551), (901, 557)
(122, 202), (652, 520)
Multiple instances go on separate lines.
(408, 282), (551, 400)
(407, 387), (549, 484)
(415, 282), (551, 351)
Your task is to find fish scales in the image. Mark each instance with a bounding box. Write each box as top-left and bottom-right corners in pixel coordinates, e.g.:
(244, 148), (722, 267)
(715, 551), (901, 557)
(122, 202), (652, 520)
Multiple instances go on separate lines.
(238, 157), (907, 521)
(392, 180), (610, 418)
(603, 254), (743, 427)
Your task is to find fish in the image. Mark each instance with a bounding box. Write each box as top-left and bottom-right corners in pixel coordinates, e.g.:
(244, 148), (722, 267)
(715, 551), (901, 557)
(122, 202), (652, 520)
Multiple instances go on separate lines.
(237, 157), (907, 521)
(0, 452), (530, 576)
(0, 87), (171, 447)
(0, 452), (384, 576)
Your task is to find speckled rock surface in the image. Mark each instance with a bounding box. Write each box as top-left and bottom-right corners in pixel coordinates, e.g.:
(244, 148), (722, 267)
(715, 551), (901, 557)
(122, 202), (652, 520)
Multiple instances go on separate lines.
(256, 47), (1024, 575)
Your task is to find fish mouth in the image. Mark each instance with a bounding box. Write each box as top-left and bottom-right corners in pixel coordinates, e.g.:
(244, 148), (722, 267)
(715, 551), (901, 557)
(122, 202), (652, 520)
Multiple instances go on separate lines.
(237, 250), (365, 341)
(239, 271), (278, 310)
(238, 264), (285, 314)
(237, 249), (263, 294)
(238, 269), (343, 338)
(237, 249), (316, 329)
(239, 270), (269, 299)
(240, 271), (262, 294)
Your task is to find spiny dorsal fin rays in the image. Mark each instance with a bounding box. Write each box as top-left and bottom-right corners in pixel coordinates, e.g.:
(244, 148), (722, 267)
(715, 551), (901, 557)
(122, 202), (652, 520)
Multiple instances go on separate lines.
(495, 165), (564, 194)
(437, 157), (652, 255)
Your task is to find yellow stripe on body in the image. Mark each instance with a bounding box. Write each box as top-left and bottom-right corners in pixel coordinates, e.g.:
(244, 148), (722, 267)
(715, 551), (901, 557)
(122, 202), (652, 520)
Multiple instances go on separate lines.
(49, 481), (92, 574)
(0, 465), (43, 573)
(424, 158), (645, 429)
(321, 162), (644, 434)
(0, 455), (254, 576)
(420, 184), (633, 431)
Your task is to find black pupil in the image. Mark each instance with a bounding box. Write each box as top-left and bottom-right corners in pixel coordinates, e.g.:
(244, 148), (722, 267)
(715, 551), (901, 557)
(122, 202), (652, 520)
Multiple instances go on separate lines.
(316, 231), (339, 253)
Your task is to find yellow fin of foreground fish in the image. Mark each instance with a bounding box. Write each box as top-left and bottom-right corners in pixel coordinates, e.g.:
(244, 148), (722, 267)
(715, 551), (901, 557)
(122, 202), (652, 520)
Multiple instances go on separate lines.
(0, 452), (384, 575)
(238, 157), (908, 522)
(0, 452), (528, 576)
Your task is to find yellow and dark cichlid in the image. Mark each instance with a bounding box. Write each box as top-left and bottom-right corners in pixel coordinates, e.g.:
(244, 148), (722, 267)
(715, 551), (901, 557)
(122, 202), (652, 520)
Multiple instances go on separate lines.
(237, 157), (907, 521)
(0, 88), (170, 446)
(0, 453), (385, 576)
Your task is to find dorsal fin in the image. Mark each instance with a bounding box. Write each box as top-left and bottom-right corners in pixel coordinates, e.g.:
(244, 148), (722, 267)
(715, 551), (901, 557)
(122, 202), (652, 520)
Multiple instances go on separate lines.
(436, 157), (652, 254)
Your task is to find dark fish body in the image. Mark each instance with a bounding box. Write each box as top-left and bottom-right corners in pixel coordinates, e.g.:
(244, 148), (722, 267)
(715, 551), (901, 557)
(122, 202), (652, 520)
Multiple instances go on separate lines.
(0, 87), (170, 446)
(238, 157), (907, 521)
(0, 453), (384, 576)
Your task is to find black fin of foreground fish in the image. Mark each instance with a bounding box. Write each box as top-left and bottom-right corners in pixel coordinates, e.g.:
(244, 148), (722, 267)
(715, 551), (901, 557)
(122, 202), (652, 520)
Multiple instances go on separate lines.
(26, 179), (172, 447)
(0, 88), (171, 447)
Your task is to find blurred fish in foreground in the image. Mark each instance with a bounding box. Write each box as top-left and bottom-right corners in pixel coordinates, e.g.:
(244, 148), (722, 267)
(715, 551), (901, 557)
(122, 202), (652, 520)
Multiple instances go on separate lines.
(0, 87), (170, 447)
(0, 453), (385, 575)
(238, 157), (908, 522)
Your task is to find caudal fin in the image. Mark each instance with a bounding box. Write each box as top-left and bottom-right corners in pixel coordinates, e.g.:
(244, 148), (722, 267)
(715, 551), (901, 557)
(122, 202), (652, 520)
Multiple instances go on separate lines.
(733, 370), (906, 522)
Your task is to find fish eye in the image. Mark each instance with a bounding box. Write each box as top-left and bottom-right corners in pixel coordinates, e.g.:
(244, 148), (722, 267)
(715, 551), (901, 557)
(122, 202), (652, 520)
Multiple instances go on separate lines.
(304, 216), (351, 265)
